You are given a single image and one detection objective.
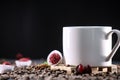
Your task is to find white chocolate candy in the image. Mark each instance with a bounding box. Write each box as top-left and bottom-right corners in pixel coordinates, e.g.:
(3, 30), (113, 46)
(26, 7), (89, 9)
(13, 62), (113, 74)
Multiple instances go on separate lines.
(15, 60), (32, 67)
(0, 65), (14, 73)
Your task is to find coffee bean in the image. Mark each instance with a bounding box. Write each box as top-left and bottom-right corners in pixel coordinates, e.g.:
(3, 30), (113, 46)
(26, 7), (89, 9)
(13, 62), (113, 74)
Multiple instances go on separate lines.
(38, 75), (44, 80)
(44, 76), (52, 80)
(22, 75), (30, 80)
(0, 60), (120, 80)
(1, 74), (9, 79)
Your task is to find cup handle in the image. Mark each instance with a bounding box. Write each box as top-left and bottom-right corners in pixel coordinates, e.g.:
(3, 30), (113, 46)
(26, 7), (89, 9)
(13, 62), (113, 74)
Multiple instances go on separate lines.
(105, 29), (120, 61)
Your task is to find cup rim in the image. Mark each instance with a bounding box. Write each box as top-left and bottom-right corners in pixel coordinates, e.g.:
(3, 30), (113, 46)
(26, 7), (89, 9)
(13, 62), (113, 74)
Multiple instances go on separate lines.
(63, 26), (112, 28)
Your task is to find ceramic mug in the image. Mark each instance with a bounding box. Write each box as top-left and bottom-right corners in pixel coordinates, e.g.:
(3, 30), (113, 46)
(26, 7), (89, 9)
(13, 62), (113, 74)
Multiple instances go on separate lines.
(63, 26), (120, 66)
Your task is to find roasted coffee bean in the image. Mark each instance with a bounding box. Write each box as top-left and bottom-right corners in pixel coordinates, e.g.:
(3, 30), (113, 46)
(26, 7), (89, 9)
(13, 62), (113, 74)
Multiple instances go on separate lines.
(44, 75), (53, 80)
(1, 74), (9, 80)
(0, 61), (120, 80)
(22, 75), (30, 80)
(38, 75), (44, 80)
(45, 72), (51, 76)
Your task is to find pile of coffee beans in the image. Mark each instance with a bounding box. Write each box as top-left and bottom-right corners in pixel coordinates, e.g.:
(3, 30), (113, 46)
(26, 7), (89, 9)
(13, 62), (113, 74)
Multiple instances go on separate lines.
(0, 65), (120, 80)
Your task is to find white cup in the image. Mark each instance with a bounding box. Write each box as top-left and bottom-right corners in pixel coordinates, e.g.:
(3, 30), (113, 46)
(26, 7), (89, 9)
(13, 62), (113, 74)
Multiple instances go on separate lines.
(63, 26), (120, 66)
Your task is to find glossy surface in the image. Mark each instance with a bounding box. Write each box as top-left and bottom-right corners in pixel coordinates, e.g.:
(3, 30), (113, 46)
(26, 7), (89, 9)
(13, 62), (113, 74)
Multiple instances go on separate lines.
(63, 26), (120, 66)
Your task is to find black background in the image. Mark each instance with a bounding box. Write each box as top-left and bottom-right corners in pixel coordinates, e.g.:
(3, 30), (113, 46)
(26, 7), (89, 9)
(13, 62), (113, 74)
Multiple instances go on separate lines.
(0, 1), (120, 62)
